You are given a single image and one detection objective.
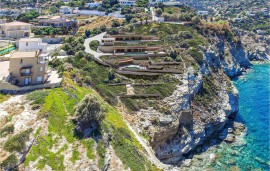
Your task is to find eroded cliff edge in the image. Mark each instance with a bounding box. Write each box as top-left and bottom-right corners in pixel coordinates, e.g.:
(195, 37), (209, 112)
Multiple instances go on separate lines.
(126, 34), (267, 166)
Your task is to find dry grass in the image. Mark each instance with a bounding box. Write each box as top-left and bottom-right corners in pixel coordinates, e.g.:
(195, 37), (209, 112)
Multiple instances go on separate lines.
(4, 105), (25, 116)
(77, 16), (124, 35)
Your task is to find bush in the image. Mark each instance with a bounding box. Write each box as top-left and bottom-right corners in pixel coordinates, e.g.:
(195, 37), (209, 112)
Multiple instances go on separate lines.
(89, 40), (99, 51)
(27, 90), (50, 105)
(0, 124), (14, 137)
(74, 95), (105, 128)
(4, 128), (33, 152)
(0, 153), (18, 170)
(189, 49), (204, 65)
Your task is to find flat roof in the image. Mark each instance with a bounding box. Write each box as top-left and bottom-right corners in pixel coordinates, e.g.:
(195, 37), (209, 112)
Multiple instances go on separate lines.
(4, 21), (32, 26)
(19, 38), (41, 42)
(11, 51), (38, 58)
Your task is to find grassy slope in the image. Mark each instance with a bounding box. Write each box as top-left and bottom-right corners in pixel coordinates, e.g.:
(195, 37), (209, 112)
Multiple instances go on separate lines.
(24, 75), (153, 171)
(0, 94), (10, 104)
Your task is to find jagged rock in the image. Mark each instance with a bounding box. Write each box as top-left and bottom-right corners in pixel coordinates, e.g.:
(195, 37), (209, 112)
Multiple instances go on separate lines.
(159, 117), (173, 125)
(224, 134), (235, 143)
(209, 154), (216, 162)
(229, 166), (240, 171)
(182, 159), (192, 167)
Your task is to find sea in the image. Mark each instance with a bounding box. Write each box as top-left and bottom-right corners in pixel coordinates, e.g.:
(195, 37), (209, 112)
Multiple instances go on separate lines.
(211, 63), (270, 170)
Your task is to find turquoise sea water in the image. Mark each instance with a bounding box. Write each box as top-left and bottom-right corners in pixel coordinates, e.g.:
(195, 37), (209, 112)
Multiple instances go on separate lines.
(212, 64), (270, 170)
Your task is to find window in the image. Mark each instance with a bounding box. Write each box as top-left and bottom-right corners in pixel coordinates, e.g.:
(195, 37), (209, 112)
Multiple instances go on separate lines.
(39, 67), (43, 71)
(26, 42), (28, 46)
(37, 77), (42, 82)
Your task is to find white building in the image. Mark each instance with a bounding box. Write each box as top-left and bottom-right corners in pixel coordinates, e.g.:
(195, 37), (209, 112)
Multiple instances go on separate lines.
(79, 10), (106, 16)
(59, 6), (73, 14)
(19, 38), (47, 53)
(197, 11), (209, 15)
(149, 0), (169, 5)
(233, 17), (243, 22)
(247, 11), (256, 17)
(119, 0), (136, 6)
(85, 2), (102, 8)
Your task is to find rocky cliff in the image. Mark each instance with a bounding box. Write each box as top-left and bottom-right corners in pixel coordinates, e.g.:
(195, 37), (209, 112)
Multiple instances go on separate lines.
(127, 33), (264, 166)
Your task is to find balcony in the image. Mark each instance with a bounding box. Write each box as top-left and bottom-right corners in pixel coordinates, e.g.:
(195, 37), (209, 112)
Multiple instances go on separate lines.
(20, 66), (32, 77)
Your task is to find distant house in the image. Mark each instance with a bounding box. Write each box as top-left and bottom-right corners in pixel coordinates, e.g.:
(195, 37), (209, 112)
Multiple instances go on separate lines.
(0, 9), (20, 17)
(9, 51), (49, 86)
(21, 7), (37, 13)
(59, 6), (73, 14)
(19, 38), (47, 53)
(99, 34), (161, 53)
(256, 30), (267, 35)
(119, 0), (137, 6)
(79, 10), (106, 16)
(85, 2), (102, 8)
(247, 11), (256, 17)
(197, 11), (209, 15)
(149, 0), (169, 5)
(61, 0), (71, 3)
(38, 15), (75, 27)
(233, 17), (243, 22)
(0, 21), (31, 39)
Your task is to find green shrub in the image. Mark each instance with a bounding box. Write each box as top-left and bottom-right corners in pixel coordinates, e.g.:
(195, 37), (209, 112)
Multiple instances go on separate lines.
(0, 153), (18, 169)
(193, 75), (218, 106)
(0, 124), (14, 137)
(27, 90), (49, 105)
(82, 139), (95, 159)
(89, 40), (99, 51)
(4, 128), (33, 152)
(189, 49), (204, 65)
(111, 128), (146, 171)
(97, 140), (106, 169)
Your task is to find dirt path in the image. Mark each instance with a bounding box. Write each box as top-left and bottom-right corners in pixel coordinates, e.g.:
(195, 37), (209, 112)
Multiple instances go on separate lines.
(117, 97), (177, 171)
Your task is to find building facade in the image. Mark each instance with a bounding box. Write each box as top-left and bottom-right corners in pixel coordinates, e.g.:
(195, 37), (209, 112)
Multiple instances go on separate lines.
(0, 21), (31, 39)
(9, 51), (48, 86)
(38, 15), (75, 27)
(119, 0), (136, 6)
(19, 38), (47, 53)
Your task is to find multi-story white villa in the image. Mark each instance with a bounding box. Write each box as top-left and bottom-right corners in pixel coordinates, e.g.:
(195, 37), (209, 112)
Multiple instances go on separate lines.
(0, 21), (31, 39)
(19, 38), (48, 53)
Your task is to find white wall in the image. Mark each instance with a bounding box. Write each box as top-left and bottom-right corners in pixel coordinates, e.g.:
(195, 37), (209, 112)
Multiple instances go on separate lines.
(79, 10), (106, 16)
(19, 39), (47, 53)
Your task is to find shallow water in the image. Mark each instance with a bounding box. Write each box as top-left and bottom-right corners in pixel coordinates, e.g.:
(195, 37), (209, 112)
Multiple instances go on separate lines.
(212, 64), (270, 170)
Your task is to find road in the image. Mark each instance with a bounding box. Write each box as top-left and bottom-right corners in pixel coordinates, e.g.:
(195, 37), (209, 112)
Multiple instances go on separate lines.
(84, 32), (108, 59)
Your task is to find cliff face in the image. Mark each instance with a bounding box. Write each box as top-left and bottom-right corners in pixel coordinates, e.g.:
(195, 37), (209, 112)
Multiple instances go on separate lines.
(129, 36), (253, 165)
(204, 39), (251, 77)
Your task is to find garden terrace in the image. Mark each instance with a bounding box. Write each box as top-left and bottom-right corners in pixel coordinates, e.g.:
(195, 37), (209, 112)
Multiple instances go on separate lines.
(121, 68), (183, 74)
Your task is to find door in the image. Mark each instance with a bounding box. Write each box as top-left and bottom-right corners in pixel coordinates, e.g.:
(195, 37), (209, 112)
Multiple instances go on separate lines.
(25, 78), (29, 85)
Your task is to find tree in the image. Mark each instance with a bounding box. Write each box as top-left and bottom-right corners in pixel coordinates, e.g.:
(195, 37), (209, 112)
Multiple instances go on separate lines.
(75, 50), (85, 60)
(108, 69), (115, 81)
(49, 6), (59, 14)
(112, 20), (120, 27)
(155, 8), (162, 17)
(144, 16), (149, 24)
(139, 17), (143, 25)
(85, 29), (91, 38)
(74, 95), (105, 127)
(100, 25), (107, 32)
(153, 50), (158, 56)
